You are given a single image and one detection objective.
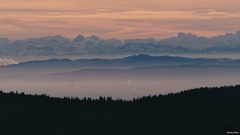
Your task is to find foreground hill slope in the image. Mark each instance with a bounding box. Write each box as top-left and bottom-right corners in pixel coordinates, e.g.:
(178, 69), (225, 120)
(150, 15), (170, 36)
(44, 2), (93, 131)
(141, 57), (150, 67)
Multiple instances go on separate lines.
(0, 85), (240, 135)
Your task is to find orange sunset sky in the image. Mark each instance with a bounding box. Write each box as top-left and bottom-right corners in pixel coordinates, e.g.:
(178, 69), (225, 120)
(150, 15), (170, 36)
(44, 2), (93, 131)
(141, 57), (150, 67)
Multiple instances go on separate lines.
(1, 0), (240, 39)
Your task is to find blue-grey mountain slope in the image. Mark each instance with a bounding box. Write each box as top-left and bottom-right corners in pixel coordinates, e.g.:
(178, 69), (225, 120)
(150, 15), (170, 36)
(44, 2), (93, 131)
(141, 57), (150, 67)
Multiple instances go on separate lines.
(3, 54), (236, 70)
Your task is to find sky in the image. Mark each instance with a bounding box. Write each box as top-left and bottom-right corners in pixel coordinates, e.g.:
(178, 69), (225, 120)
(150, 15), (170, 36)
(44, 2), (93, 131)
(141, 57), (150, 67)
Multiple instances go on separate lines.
(1, 0), (240, 39)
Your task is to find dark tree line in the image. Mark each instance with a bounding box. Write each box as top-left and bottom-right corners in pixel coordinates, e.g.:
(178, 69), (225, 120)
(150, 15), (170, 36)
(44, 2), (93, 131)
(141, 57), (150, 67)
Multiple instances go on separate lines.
(0, 85), (240, 135)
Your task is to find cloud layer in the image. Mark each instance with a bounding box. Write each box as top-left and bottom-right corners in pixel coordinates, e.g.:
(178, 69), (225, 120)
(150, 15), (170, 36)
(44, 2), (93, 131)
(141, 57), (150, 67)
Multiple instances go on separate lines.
(0, 0), (240, 39)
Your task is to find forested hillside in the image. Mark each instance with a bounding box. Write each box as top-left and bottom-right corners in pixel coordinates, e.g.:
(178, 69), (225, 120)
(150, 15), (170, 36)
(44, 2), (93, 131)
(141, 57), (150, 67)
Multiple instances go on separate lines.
(0, 85), (240, 135)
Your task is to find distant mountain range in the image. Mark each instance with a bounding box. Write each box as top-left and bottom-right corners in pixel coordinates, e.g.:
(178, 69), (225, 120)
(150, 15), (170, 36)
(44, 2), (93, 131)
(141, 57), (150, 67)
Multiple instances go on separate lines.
(4, 54), (240, 70)
(1, 31), (240, 56)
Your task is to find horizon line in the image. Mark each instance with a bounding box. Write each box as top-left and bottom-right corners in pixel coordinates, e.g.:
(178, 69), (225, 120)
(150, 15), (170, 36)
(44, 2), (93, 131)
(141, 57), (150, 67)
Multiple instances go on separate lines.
(1, 31), (240, 41)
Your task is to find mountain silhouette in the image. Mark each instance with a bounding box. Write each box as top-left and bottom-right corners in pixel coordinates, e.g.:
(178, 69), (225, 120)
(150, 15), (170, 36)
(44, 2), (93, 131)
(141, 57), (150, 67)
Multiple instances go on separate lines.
(4, 54), (234, 70)
(0, 85), (239, 135)
(1, 31), (240, 56)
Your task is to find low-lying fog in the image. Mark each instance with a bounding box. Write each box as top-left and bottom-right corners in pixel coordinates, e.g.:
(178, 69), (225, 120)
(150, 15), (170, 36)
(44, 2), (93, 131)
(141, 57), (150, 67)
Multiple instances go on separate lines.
(0, 66), (240, 99)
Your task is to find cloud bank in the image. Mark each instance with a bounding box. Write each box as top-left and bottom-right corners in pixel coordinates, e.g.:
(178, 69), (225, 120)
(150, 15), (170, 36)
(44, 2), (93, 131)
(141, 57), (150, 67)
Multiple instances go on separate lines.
(0, 0), (240, 39)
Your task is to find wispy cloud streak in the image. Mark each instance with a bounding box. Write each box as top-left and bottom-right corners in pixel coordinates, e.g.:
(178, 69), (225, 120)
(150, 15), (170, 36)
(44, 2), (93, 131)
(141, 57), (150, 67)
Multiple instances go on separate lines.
(0, 0), (240, 39)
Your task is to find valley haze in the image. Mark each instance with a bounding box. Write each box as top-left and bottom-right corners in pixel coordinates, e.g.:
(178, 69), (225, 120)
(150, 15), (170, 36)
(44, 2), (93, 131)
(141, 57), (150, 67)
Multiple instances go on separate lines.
(1, 54), (240, 99)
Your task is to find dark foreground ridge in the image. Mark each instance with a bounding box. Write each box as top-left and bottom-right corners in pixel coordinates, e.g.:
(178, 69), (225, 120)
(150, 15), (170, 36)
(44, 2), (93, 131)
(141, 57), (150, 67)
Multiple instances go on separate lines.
(0, 85), (240, 135)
